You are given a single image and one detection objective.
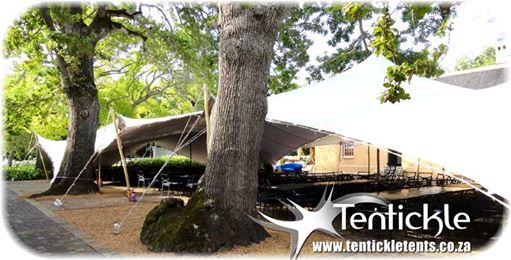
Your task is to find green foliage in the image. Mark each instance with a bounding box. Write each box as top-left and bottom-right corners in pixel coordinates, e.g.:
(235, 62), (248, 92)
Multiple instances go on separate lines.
(129, 155), (203, 169)
(3, 2), (458, 158)
(2, 132), (36, 161)
(3, 164), (47, 181)
(304, 2), (453, 104)
(96, 3), (219, 123)
(3, 45), (68, 158)
(370, 4), (451, 103)
(371, 7), (399, 59)
(455, 47), (496, 71)
(270, 5), (320, 94)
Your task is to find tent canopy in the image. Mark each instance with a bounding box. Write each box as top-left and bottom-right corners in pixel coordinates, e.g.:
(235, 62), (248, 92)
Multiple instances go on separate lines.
(37, 112), (329, 183)
(266, 54), (510, 196)
(37, 54), (510, 197)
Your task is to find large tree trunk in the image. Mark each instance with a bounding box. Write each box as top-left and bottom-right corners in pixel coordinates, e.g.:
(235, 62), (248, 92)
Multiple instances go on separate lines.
(201, 1), (285, 242)
(35, 54), (100, 196)
(7, 152), (13, 167)
(32, 4), (145, 197)
(141, 3), (287, 253)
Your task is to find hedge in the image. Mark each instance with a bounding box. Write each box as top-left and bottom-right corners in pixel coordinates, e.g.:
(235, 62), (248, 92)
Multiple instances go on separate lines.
(129, 156), (203, 169)
(3, 164), (48, 181)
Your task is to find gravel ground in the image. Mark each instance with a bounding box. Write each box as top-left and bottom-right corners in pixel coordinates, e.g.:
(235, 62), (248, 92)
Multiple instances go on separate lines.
(55, 202), (342, 257)
(7, 180), (345, 257)
(7, 180), (452, 258)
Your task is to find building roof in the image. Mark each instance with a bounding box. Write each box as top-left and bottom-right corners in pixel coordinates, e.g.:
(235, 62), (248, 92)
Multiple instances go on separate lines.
(435, 63), (509, 89)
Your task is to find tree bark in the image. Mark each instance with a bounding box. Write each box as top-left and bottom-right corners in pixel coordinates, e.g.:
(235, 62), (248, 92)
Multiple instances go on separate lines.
(7, 152), (13, 167)
(205, 2), (286, 229)
(37, 52), (100, 195)
(140, 3), (288, 253)
(34, 4), (145, 196)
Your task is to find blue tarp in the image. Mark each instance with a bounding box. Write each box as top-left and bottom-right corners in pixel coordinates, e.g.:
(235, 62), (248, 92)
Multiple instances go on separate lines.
(275, 163), (302, 173)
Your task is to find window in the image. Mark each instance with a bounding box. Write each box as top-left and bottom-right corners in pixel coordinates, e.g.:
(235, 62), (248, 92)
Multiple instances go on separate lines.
(342, 142), (355, 158)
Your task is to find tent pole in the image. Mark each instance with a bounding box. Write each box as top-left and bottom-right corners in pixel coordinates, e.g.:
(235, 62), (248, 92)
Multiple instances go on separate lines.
(111, 109), (131, 190)
(367, 145), (370, 174)
(97, 155), (102, 188)
(310, 147), (315, 163)
(376, 148), (380, 185)
(297, 147), (303, 160)
(37, 146), (49, 181)
(203, 84), (211, 153)
(416, 158), (421, 179)
(337, 142), (342, 172)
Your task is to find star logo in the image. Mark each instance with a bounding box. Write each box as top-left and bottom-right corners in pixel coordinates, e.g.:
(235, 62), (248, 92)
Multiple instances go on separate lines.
(251, 188), (388, 259)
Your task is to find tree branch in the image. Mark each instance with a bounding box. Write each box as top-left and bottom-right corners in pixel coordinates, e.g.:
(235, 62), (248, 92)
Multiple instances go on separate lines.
(106, 9), (142, 19)
(139, 4), (174, 33)
(96, 63), (133, 78)
(39, 5), (71, 87)
(358, 18), (369, 52)
(89, 4), (146, 42)
(110, 21), (147, 41)
(106, 95), (132, 108)
(39, 5), (56, 31)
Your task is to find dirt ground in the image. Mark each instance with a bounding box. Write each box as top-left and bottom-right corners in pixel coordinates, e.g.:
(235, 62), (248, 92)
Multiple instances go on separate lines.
(8, 180), (474, 258)
(54, 202), (341, 256)
(11, 181), (341, 257)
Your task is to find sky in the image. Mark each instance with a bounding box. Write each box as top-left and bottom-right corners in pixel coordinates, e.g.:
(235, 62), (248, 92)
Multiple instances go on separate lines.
(296, 1), (510, 84)
(1, 1), (509, 81)
(435, 0), (509, 70)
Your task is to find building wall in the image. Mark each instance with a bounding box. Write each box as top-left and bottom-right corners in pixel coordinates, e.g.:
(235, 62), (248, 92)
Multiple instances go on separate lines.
(314, 143), (388, 173)
(314, 143), (443, 174)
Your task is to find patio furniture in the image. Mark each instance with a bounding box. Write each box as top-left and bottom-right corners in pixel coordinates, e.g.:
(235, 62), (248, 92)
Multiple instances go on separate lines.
(137, 173), (144, 188)
(160, 174), (179, 196)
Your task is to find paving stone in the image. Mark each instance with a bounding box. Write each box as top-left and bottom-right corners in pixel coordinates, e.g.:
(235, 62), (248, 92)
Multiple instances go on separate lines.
(5, 188), (99, 255)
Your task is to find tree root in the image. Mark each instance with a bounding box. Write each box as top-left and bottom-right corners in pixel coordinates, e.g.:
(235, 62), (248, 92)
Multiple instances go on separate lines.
(140, 190), (269, 253)
(30, 179), (99, 198)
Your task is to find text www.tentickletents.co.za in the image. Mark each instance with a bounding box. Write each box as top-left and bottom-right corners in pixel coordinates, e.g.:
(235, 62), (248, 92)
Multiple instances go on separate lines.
(312, 240), (472, 253)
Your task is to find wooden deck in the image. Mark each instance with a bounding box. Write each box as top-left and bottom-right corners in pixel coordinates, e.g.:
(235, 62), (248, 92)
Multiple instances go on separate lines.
(267, 179), (373, 191)
(369, 185), (475, 201)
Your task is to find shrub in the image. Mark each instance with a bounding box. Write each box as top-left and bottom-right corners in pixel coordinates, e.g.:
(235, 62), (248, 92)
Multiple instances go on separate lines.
(101, 156), (206, 184)
(3, 164), (48, 181)
(129, 156), (204, 169)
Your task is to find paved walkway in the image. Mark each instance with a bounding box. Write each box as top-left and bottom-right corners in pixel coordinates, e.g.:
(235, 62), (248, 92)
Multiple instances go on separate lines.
(6, 187), (100, 255)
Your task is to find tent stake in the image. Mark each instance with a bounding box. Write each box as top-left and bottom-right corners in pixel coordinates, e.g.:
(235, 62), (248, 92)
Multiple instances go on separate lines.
(111, 109), (131, 190)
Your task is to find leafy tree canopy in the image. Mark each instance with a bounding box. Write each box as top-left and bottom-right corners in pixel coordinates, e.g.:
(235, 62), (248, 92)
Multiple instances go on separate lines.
(455, 47), (496, 71)
(3, 2), (456, 159)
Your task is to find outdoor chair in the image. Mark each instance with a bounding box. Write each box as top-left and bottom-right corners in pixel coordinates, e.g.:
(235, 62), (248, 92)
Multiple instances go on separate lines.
(356, 171), (371, 179)
(160, 174), (179, 196)
(138, 172), (155, 189)
(403, 171), (422, 188)
(137, 172), (148, 188)
(184, 175), (200, 195)
(379, 166), (411, 189)
(435, 173), (448, 186)
(417, 172), (433, 186)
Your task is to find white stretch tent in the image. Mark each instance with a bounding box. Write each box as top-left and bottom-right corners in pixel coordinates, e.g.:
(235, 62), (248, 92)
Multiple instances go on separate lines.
(266, 54), (510, 197)
(37, 54), (510, 197)
(37, 112), (329, 183)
